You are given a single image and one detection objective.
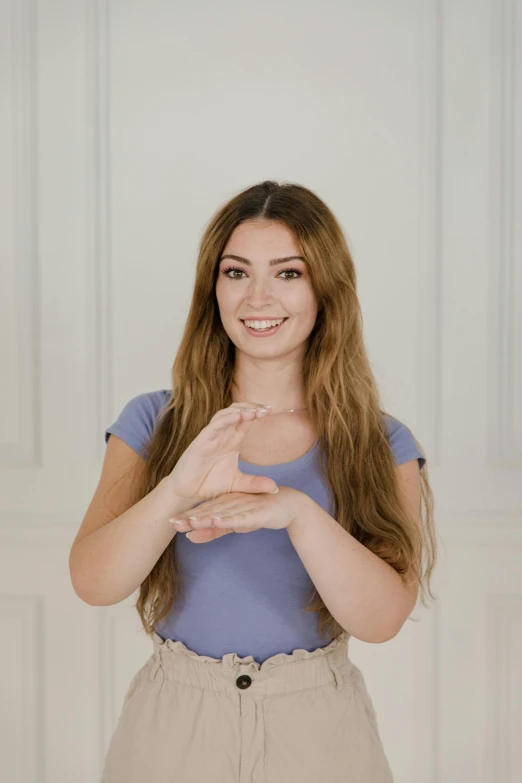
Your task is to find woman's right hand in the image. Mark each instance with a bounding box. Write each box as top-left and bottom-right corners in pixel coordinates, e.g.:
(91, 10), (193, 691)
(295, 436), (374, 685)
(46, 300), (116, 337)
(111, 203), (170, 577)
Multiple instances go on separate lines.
(166, 403), (278, 502)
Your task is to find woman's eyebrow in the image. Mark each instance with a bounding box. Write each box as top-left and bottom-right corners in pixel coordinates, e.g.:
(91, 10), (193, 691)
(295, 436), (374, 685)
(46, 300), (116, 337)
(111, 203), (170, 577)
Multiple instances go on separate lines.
(219, 254), (306, 267)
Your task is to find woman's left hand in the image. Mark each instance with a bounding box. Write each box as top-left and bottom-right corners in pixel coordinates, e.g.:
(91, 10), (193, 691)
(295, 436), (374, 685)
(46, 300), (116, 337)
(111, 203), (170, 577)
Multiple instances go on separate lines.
(168, 486), (302, 544)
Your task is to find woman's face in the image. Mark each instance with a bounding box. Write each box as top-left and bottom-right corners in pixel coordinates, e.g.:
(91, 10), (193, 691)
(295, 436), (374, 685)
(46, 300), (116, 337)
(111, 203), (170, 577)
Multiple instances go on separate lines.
(215, 220), (319, 359)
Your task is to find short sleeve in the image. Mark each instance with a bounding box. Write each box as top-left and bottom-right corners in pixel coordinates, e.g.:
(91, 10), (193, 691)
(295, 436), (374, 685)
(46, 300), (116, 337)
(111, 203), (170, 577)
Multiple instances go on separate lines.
(104, 389), (170, 458)
(383, 414), (426, 469)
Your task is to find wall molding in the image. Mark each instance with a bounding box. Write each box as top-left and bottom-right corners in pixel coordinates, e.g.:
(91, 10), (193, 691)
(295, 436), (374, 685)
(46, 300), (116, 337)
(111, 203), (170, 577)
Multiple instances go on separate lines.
(85, 0), (113, 463)
(1, 0), (40, 469)
(0, 593), (45, 781)
(417, 0), (443, 469)
(488, 0), (522, 465)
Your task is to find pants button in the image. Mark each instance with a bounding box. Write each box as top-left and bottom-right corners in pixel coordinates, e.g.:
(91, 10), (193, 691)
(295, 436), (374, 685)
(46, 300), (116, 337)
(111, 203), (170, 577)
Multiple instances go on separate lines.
(236, 674), (252, 689)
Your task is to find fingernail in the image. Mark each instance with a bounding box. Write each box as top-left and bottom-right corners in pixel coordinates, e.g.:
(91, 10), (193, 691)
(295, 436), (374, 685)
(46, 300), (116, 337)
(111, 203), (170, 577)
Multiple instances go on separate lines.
(186, 532), (194, 541)
(269, 487), (279, 493)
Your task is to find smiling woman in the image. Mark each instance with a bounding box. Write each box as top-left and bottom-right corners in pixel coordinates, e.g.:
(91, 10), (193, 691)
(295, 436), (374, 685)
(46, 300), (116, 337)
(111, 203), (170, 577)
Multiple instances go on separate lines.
(215, 221), (318, 360)
(241, 316), (288, 335)
(82, 180), (436, 783)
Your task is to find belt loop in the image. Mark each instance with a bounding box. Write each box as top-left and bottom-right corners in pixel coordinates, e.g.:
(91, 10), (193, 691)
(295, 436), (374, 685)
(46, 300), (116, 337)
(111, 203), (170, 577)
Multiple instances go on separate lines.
(149, 650), (161, 681)
(329, 659), (343, 690)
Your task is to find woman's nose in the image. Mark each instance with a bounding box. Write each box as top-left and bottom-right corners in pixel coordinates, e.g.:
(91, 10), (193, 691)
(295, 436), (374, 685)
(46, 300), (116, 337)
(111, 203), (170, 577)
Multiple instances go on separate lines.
(244, 276), (274, 298)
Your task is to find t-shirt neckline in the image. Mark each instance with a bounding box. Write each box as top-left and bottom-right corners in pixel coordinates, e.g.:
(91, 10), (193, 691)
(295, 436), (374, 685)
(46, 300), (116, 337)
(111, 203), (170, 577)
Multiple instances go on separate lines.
(161, 390), (321, 474)
(238, 438), (321, 475)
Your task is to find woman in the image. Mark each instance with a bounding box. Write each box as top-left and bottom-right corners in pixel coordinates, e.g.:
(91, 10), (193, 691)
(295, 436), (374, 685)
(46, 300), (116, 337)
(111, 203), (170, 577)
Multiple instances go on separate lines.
(71, 180), (436, 782)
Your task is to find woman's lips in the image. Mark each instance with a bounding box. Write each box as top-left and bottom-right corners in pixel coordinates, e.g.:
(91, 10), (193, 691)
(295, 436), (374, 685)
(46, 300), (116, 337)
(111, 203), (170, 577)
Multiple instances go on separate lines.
(241, 318), (288, 337)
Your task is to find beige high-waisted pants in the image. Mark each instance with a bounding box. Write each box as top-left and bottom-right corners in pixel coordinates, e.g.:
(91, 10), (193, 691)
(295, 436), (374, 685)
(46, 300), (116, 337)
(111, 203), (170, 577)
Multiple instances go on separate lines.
(101, 629), (394, 782)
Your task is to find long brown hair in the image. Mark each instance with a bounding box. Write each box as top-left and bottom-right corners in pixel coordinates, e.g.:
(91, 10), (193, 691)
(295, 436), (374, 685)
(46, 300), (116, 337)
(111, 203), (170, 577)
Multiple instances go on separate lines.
(132, 180), (437, 641)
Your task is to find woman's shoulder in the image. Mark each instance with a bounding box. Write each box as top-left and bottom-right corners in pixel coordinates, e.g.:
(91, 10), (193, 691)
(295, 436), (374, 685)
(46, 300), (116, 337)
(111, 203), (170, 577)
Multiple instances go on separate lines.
(104, 388), (171, 457)
(381, 412), (426, 469)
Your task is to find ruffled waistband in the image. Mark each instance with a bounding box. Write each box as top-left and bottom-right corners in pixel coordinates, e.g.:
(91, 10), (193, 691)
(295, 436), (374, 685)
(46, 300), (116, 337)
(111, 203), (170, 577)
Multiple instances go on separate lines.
(151, 629), (351, 674)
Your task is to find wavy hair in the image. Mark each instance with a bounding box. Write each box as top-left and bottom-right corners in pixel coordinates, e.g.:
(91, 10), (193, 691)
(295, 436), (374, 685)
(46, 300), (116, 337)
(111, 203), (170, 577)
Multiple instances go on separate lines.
(131, 180), (437, 641)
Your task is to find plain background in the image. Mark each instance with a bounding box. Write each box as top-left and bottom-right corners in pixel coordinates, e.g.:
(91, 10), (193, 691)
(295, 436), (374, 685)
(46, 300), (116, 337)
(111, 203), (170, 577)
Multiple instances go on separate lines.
(1, 1), (521, 781)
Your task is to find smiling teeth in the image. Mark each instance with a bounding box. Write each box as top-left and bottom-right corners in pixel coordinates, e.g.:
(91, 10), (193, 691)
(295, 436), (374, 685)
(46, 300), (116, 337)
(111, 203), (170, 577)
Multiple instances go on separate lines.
(244, 319), (284, 330)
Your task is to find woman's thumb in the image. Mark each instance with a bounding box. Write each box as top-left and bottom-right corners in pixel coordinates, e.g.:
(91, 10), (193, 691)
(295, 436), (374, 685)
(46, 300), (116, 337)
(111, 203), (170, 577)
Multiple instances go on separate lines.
(234, 474), (278, 494)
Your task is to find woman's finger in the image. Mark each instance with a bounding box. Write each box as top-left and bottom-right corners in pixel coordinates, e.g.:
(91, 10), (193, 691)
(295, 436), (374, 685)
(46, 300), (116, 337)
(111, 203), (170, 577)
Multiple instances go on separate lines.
(186, 527), (233, 543)
(229, 402), (272, 411)
(169, 511), (234, 531)
(201, 408), (264, 443)
(188, 503), (256, 525)
(169, 518), (193, 531)
(187, 514), (229, 528)
(208, 403), (270, 428)
(184, 494), (253, 517)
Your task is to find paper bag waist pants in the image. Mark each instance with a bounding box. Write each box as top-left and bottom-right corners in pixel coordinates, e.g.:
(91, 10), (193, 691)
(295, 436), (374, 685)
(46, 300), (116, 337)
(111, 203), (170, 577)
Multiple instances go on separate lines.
(101, 629), (394, 783)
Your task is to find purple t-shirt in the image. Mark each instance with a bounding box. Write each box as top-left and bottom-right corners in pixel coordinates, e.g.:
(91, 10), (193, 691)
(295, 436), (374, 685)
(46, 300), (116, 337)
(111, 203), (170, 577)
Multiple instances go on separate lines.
(105, 389), (426, 663)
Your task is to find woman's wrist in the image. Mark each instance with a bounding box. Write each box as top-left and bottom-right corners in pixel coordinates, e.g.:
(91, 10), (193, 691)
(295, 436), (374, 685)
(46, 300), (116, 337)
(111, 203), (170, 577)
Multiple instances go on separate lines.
(159, 475), (199, 515)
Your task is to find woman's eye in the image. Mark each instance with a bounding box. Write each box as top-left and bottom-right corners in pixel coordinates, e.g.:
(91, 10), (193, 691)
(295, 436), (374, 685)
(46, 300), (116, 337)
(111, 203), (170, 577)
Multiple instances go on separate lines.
(221, 267), (302, 281)
(222, 268), (245, 280)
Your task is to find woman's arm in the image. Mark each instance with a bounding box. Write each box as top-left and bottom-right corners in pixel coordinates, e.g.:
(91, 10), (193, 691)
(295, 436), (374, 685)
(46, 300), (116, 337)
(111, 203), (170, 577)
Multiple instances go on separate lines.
(287, 459), (421, 643)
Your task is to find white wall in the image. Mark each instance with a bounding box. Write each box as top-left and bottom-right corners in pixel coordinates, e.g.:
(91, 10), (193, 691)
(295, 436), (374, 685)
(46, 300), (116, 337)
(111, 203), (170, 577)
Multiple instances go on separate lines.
(1, 0), (521, 781)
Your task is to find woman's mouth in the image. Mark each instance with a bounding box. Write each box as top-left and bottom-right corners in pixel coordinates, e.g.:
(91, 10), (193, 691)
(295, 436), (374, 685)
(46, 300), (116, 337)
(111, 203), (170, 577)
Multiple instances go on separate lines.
(240, 318), (288, 337)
